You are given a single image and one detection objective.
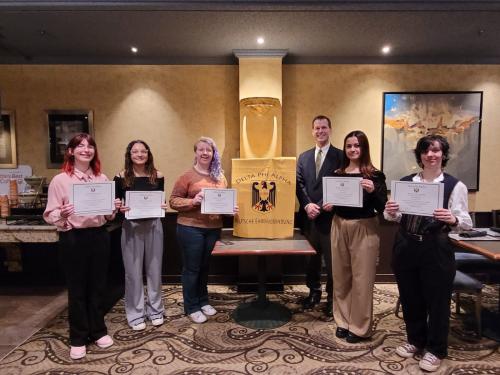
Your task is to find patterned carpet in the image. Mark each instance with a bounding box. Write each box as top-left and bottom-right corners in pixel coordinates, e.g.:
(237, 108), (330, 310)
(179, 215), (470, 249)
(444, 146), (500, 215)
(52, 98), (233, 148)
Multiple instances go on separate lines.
(1, 284), (499, 375)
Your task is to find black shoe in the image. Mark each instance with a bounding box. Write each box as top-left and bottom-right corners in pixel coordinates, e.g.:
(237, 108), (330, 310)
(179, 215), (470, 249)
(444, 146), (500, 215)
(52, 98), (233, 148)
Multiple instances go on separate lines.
(301, 291), (321, 309)
(335, 327), (349, 338)
(346, 332), (368, 344)
(324, 301), (333, 317)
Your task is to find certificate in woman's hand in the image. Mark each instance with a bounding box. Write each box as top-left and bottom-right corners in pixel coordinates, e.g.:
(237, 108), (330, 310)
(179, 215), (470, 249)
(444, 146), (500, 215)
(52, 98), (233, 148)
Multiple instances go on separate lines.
(70, 181), (115, 216)
(201, 188), (237, 214)
(322, 177), (363, 207)
(125, 191), (165, 219)
(391, 181), (444, 216)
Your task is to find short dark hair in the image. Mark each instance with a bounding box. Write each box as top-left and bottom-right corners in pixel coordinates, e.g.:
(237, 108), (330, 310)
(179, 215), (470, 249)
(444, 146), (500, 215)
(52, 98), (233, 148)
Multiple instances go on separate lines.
(312, 115), (331, 129)
(414, 134), (450, 168)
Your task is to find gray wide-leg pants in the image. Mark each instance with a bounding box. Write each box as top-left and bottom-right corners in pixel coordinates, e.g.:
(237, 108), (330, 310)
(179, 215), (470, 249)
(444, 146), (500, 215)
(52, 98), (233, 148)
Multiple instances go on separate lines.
(121, 218), (165, 326)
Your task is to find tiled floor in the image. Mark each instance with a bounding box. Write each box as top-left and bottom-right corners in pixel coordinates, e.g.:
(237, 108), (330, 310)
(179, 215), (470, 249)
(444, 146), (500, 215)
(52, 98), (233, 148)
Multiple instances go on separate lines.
(0, 286), (67, 360)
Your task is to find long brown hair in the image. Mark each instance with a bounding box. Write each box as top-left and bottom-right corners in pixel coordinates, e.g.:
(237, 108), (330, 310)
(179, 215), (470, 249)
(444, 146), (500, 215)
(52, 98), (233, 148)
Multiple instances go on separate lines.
(338, 130), (376, 178)
(62, 133), (101, 175)
(123, 140), (158, 187)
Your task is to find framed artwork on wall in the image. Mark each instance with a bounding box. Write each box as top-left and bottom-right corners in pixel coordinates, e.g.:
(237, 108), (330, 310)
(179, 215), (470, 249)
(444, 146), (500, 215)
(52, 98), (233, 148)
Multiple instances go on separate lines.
(381, 91), (483, 191)
(0, 110), (17, 168)
(46, 110), (93, 168)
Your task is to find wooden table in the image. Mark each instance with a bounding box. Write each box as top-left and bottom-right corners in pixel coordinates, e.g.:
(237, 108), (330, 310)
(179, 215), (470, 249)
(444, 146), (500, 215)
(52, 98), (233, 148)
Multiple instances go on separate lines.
(449, 230), (500, 261)
(212, 229), (315, 329)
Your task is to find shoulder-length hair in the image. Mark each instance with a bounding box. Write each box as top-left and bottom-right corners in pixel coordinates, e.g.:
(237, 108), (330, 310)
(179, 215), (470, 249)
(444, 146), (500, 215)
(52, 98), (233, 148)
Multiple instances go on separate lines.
(414, 134), (450, 168)
(338, 130), (376, 178)
(62, 133), (101, 175)
(123, 140), (158, 188)
(194, 136), (223, 181)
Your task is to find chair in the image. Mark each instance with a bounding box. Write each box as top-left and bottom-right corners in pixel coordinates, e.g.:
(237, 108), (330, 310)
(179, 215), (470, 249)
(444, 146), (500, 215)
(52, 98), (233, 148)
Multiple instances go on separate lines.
(492, 209), (500, 227)
(394, 270), (484, 335)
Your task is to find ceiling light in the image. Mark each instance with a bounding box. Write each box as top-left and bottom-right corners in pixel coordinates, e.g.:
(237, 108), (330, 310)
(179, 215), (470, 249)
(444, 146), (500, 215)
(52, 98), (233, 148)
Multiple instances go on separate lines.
(257, 37), (265, 45)
(381, 45), (391, 55)
(130, 46), (138, 54)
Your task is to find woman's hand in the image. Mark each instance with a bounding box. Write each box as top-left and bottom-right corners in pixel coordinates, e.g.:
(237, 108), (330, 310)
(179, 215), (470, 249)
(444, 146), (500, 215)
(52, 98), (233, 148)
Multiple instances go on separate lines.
(385, 200), (399, 217)
(232, 205), (239, 216)
(192, 191), (204, 206)
(161, 203), (168, 210)
(60, 203), (74, 219)
(434, 208), (457, 225)
(361, 179), (375, 193)
(322, 203), (334, 212)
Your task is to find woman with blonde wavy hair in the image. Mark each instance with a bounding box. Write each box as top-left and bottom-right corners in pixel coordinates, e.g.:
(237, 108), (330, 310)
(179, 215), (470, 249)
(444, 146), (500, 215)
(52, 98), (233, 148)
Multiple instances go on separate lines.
(169, 136), (236, 324)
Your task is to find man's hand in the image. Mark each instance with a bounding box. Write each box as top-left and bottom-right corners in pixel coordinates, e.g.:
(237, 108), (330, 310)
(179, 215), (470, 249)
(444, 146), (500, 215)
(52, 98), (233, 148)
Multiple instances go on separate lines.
(305, 203), (321, 220)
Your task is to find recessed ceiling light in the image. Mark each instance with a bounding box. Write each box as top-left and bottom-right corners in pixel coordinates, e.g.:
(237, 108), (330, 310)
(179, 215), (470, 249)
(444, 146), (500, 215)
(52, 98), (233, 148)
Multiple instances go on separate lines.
(257, 37), (265, 45)
(381, 45), (391, 55)
(131, 46), (138, 54)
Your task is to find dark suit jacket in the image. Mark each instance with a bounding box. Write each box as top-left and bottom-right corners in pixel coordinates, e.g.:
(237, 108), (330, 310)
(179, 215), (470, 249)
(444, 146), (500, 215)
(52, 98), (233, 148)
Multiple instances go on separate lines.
(296, 144), (343, 233)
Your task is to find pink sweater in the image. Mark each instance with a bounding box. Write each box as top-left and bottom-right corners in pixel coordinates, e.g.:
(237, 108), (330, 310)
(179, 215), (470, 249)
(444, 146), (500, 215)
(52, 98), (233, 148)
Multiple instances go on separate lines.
(169, 168), (227, 228)
(43, 169), (110, 231)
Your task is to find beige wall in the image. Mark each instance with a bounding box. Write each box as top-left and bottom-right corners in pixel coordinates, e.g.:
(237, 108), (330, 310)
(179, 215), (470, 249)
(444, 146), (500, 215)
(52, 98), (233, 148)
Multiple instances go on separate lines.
(0, 65), (240, 200)
(1, 64), (499, 211)
(283, 65), (500, 211)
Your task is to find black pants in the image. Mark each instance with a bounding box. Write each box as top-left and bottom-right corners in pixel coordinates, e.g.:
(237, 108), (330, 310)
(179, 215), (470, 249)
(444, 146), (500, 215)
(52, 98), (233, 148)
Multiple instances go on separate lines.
(391, 231), (455, 358)
(303, 220), (333, 300)
(59, 227), (110, 346)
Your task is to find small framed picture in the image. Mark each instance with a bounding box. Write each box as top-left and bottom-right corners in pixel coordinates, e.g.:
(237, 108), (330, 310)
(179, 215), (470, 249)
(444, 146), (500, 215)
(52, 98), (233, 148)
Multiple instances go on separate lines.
(46, 110), (93, 168)
(0, 110), (17, 168)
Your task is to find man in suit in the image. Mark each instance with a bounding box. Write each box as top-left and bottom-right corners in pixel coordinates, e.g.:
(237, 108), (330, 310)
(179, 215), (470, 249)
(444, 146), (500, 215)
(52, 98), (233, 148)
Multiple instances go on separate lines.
(296, 115), (343, 316)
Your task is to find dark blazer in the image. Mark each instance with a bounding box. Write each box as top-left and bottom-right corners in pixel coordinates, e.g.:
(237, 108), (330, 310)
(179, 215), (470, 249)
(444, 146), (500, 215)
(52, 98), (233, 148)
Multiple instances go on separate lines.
(296, 144), (343, 233)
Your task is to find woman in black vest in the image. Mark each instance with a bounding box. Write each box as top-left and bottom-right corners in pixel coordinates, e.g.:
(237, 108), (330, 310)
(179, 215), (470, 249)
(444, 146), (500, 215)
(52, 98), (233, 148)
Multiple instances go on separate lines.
(384, 135), (472, 372)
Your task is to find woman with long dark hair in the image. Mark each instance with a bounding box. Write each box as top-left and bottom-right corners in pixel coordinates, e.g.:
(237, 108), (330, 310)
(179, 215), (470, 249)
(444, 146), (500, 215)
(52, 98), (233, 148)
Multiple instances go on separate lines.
(323, 130), (387, 343)
(44, 133), (120, 360)
(385, 135), (472, 372)
(169, 136), (236, 324)
(114, 140), (167, 330)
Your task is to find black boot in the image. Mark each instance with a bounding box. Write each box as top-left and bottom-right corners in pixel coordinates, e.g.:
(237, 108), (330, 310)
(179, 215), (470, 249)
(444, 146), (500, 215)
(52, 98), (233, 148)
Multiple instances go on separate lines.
(301, 290), (321, 309)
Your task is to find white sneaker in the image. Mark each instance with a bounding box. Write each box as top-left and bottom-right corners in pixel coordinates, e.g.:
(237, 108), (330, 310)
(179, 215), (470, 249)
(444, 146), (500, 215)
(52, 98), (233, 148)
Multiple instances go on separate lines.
(151, 317), (164, 326)
(131, 322), (146, 331)
(201, 304), (217, 316)
(189, 311), (207, 324)
(419, 352), (442, 372)
(395, 343), (420, 358)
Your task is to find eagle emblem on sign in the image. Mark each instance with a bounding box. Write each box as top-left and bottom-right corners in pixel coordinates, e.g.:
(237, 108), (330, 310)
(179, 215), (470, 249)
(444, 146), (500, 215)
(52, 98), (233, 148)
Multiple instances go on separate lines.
(252, 181), (276, 213)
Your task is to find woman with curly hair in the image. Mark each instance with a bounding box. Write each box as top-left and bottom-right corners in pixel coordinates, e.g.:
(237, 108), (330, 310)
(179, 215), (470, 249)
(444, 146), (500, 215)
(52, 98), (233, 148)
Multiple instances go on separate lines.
(169, 136), (235, 323)
(114, 140), (167, 331)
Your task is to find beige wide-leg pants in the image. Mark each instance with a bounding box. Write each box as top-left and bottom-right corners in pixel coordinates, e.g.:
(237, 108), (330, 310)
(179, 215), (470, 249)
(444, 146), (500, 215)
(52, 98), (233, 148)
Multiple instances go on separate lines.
(331, 215), (379, 337)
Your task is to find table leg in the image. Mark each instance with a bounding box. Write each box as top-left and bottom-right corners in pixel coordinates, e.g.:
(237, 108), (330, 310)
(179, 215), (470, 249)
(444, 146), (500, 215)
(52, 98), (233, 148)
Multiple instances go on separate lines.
(232, 255), (292, 329)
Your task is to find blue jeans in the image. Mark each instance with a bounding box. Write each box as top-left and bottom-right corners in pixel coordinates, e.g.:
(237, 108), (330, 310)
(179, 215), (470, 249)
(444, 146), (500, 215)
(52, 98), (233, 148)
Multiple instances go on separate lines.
(176, 224), (221, 315)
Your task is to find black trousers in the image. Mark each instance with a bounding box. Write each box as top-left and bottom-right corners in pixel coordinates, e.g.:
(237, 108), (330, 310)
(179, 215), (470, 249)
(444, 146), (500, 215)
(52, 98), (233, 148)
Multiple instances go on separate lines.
(303, 219), (333, 300)
(59, 226), (110, 346)
(391, 231), (455, 358)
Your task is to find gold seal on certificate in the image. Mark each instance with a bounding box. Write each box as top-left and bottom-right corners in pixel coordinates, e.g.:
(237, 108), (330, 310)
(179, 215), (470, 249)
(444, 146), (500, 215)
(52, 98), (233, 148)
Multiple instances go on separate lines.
(391, 180), (444, 217)
(322, 176), (363, 207)
(70, 181), (115, 216)
(201, 188), (237, 214)
(125, 191), (165, 220)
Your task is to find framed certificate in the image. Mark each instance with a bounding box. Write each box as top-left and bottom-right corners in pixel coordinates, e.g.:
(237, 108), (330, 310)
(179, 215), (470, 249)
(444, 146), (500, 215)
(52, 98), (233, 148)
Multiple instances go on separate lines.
(69, 181), (115, 216)
(125, 190), (165, 220)
(201, 188), (237, 214)
(391, 180), (444, 217)
(323, 176), (363, 207)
